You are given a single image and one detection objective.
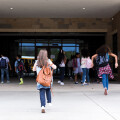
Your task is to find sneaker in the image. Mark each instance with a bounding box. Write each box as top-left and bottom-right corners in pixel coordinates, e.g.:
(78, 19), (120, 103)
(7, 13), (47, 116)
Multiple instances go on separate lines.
(1, 81), (4, 84)
(41, 106), (45, 113)
(82, 82), (88, 86)
(84, 82), (88, 85)
(82, 83), (84, 86)
(19, 82), (23, 85)
(7, 81), (10, 83)
(19, 78), (24, 85)
(48, 103), (52, 107)
(58, 81), (61, 84)
(60, 82), (64, 86)
(75, 82), (78, 84)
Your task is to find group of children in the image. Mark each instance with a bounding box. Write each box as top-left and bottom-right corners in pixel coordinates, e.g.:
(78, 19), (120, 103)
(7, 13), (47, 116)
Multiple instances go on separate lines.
(0, 44), (118, 113)
(58, 49), (92, 85)
(33, 44), (118, 113)
(0, 54), (26, 85)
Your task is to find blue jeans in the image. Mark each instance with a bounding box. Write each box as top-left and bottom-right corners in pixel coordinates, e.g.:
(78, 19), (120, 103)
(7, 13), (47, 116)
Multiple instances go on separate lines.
(82, 68), (89, 83)
(1, 68), (9, 82)
(60, 67), (65, 82)
(39, 88), (51, 107)
(102, 74), (109, 90)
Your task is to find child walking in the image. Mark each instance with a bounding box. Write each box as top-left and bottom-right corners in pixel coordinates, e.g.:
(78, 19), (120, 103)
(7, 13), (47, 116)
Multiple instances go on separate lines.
(15, 55), (25, 85)
(81, 49), (91, 85)
(73, 53), (83, 84)
(33, 49), (57, 113)
(92, 45), (118, 95)
(57, 50), (67, 86)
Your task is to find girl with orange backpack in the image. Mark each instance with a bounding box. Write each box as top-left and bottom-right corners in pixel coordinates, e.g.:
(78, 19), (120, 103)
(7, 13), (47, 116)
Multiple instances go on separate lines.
(33, 49), (57, 113)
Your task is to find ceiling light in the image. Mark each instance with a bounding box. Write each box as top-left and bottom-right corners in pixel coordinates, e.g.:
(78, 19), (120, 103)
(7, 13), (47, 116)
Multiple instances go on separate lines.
(10, 8), (13, 10)
(83, 8), (86, 10)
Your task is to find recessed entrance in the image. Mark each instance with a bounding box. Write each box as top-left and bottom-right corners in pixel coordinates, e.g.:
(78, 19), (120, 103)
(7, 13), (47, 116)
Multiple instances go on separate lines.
(0, 32), (105, 76)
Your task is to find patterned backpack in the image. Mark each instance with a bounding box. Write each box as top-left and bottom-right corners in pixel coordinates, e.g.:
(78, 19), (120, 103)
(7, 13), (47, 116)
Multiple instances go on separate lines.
(96, 53), (109, 67)
(17, 60), (24, 72)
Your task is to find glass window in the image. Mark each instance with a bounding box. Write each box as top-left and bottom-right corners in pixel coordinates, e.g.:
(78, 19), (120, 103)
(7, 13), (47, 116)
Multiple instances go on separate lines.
(76, 44), (79, 47)
(62, 47), (76, 59)
(76, 40), (84, 44)
(21, 43), (35, 46)
(63, 43), (76, 46)
(76, 47), (80, 53)
(36, 39), (48, 46)
(21, 39), (35, 43)
(19, 43), (22, 47)
(49, 39), (61, 46)
(22, 47), (35, 57)
(36, 43), (48, 46)
(50, 48), (60, 61)
(18, 47), (22, 55)
(62, 39), (75, 46)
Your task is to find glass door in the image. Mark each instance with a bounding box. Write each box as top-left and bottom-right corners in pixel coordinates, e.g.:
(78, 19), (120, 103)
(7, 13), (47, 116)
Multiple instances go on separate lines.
(36, 46), (61, 62)
(50, 47), (61, 75)
(36, 46), (48, 59)
(50, 47), (60, 62)
(36, 46), (61, 75)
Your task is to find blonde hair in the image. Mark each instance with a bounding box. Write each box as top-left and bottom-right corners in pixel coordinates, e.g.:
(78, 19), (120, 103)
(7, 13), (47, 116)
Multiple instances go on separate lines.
(37, 49), (48, 67)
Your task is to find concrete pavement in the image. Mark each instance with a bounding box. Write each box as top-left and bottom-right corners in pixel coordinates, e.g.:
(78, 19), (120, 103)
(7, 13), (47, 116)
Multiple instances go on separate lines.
(0, 78), (120, 120)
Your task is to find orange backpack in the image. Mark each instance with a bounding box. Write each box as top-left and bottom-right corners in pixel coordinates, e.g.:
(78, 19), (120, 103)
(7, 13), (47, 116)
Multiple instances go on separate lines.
(36, 65), (52, 87)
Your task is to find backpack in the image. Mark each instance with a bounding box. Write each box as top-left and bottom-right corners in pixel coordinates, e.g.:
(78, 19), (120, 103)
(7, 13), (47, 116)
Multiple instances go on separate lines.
(86, 57), (92, 69)
(36, 65), (52, 87)
(67, 60), (73, 68)
(17, 60), (24, 72)
(0, 58), (7, 69)
(96, 53), (109, 67)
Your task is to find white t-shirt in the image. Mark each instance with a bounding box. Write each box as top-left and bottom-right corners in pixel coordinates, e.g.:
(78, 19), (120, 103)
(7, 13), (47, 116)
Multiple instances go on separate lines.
(81, 57), (87, 68)
(33, 59), (56, 75)
(59, 60), (65, 67)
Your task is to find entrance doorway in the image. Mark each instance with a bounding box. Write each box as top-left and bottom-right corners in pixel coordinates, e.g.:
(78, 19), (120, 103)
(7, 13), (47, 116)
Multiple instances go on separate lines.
(36, 46), (61, 75)
(0, 32), (105, 77)
(36, 46), (61, 62)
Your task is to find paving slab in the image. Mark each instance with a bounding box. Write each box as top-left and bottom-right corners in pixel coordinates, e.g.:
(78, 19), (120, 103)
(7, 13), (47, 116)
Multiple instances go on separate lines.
(0, 79), (120, 120)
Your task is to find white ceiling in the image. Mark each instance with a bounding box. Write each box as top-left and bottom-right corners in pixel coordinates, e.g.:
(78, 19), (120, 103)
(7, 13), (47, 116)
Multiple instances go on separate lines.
(0, 0), (120, 18)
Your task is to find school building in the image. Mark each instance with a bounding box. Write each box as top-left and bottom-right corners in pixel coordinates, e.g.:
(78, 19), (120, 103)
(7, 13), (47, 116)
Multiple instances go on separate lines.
(0, 0), (120, 80)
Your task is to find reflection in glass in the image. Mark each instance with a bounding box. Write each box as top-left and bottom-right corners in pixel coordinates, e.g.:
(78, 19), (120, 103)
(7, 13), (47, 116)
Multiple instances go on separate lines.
(62, 39), (75, 46)
(50, 48), (60, 61)
(37, 47), (48, 56)
(22, 47), (35, 57)
(18, 47), (22, 55)
(49, 39), (61, 46)
(63, 43), (75, 46)
(36, 39), (48, 46)
(21, 43), (35, 46)
(63, 47), (76, 59)
(76, 47), (80, 53)
(19, 43), (22, 47)
(36, 43), (48, 46)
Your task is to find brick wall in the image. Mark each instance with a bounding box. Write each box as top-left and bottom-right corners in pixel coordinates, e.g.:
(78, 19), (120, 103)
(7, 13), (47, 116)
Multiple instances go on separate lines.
(0, 18), (113, 49)
(0, 18), (111, 29)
